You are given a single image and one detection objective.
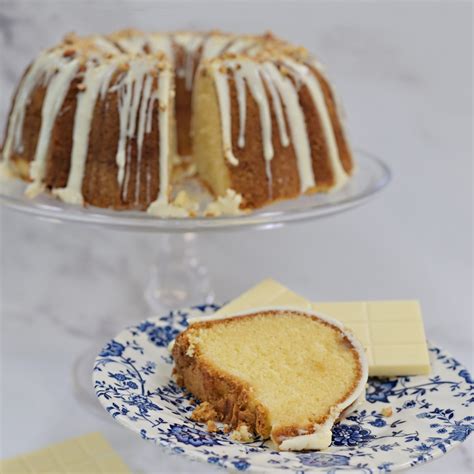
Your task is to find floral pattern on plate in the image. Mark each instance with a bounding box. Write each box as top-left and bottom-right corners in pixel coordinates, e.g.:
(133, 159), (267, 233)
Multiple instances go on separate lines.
(93, 304), (473, 472)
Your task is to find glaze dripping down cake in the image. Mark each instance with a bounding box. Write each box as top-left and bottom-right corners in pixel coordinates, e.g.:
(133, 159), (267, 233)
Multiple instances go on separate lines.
(1, 30), (354, 216)
(172, 308), (368, 450)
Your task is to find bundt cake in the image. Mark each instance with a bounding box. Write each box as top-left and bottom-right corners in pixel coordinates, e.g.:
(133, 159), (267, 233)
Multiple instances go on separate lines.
(172, 308), (368, 450)
(1, 30), (354, 216)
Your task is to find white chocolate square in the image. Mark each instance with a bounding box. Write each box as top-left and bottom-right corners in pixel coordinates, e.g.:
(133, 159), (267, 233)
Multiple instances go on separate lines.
(312, 302), (369, 322)
(371, 344), (431, 376)
(367, 300), (422, 321)
(1, 433), (131, 474)
(216, 279), (431, 377)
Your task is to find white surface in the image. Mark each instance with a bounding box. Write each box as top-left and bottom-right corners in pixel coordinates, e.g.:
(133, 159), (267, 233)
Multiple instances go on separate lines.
(0, 1), (472, 473)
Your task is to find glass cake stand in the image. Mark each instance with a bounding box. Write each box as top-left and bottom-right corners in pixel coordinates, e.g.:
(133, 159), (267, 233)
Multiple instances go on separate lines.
(1, 150), (390, 233)
(0, 149), (391, 412)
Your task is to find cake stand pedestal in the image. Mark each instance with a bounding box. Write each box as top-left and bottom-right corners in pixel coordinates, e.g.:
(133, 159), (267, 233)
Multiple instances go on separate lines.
(1, 150), (391, 415)
(144, 232), (215, 313)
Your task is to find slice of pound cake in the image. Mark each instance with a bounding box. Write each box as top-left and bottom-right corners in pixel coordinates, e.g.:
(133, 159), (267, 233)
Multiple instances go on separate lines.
(172, 308), (368, 450)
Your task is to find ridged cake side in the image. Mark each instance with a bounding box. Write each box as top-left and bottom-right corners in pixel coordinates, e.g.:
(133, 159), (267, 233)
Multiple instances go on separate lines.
(193, 53), (353, 208)
(1, 34), (175, 211)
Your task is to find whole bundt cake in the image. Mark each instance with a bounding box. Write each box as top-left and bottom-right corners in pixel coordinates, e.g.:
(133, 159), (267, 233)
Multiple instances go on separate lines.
(1, 30), (354, 216)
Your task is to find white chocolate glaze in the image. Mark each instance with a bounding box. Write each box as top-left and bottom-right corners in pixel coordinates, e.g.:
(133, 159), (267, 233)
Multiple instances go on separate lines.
(147, 190), (198, 218)
(212, 66), (239, 166)
(233, 71), (247, 148)
(208, 52), (350, 195)
(27, 56), (80, 197)
(309, 58), (355, 175)
(262, 62), (315, 191)
(213, 59), (278, 183)
(148, 34), (174, 60)
(115, 59), (151, 197)
(145, 80), (156, 134)
(235, 61), (274, 192)
(146, 65), (172, 211)
(93, 36), (121, 55)
(2, 50), (61, 167)
(278, 411), (336, 451)
(283, 58), (348, 189)
(201, 35), (232, 60)
(261, 67), (290, 147)
(2, 30), (352, 214)
(204, 189), (244, 216)
(157, 68), (172, 202)
(238, 62), (274, 163)
(174, 33), (205, 90)
(53, 63), (116, 205)
(147, 200), (189, 218)
(134, 74), (154, 203)
(115, 35), (147, 54)
(225, 38), (258, 55)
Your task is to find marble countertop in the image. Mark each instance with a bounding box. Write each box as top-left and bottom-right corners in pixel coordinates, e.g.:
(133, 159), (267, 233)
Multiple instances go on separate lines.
(1, 1), (472, 472)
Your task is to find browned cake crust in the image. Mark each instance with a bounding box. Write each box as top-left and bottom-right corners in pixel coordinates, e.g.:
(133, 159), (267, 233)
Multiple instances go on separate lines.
(173, 39), (202, 157)
(203, 63), (353, 209)
(172, 317), (272, 438)
(5, 69), (46, 179)
(82, 78), (124, 209)
(312, 67), (353, 175)
(172, 311), (363, 445)
(8, 67), (167, 210)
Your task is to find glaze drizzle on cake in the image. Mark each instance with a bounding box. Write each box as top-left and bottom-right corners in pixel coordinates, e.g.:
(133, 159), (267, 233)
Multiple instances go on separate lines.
(1, 30), (354, 215)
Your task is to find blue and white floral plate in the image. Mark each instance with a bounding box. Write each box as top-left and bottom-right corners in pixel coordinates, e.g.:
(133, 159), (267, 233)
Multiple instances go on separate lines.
(93, 304), (473, 473)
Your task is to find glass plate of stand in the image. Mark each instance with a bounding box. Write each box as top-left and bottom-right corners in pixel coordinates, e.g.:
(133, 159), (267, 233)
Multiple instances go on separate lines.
(0, 150), (390, 233)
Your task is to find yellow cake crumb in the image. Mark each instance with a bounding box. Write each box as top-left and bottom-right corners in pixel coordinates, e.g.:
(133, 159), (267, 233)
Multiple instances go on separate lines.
(173, 190), (199, 215)
(207, 420), (218, 433)
(191, 402), (217, 423)
(381, 406), (393, 417)
(204, 189), (244, 216)
(230, 424), (254, 442)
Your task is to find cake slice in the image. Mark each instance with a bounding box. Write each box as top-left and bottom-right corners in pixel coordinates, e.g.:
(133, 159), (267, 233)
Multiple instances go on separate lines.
(172, 308), (368, 450)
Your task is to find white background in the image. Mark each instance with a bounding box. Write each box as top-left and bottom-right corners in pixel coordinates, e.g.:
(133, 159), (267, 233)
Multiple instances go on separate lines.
(0, 1), (472, 472)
